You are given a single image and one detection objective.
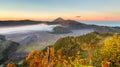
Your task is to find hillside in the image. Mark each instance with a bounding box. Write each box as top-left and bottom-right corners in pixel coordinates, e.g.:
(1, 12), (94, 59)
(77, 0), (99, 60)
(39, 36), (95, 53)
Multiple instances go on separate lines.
(0, 18), (120, 67)
(0, 35), (19, 65)
(50, 26), (72, 34)
(5, 32), (120, 67)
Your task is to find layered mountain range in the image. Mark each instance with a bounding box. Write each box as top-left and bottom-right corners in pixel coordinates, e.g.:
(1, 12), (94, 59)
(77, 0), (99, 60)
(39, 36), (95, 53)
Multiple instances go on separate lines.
(0, 17), (120, 33)
(0, 18), (120, 66)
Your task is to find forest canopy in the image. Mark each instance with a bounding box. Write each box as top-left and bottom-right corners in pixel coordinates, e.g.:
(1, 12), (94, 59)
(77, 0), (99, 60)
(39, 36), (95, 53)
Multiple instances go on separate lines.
(6, 32), (120, 67)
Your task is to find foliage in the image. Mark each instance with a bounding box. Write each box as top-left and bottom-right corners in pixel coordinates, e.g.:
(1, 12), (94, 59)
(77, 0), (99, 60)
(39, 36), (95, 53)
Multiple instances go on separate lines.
(101, 34), (120, 67)
(7, 62), (17, 67)
(25, 50), (45, 67)
(6, 32), (120, 67)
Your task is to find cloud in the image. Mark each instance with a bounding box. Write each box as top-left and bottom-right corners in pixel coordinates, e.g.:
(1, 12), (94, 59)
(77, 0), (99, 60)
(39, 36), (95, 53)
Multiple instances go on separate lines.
(76, 16), (81, 18)
(0, 24), (60, 34)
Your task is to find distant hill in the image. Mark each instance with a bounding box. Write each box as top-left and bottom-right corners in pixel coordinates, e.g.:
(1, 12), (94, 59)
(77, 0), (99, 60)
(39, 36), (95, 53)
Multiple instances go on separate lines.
(52, 17), (65, 22)
(0, 20), (41, 27)
(48, 17), (86, 26)
(50, 18), (120, 33)
(50, 26), (72, 34)
(0, 18), (120, 33)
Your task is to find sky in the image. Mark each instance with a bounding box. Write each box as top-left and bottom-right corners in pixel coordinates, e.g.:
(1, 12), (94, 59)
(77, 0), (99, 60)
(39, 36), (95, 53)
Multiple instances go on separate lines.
(0, 0), (120, 21)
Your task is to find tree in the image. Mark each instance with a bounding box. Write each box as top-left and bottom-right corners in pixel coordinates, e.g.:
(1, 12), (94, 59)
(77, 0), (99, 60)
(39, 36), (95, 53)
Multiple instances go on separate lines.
(101, 58), (110, 67)
(7, 62), (17, 67)
(101, 34), (120, 67)
(25, 50), (45, 67)
(81, 43), (96, 66)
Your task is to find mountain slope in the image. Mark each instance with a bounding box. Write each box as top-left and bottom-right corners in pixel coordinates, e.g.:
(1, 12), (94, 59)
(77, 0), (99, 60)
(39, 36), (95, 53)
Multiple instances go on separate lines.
(0, 35), (19, 64)
(6, 32), (120, 67)
(51, 18), (120, 33)
(52, 17), (65, 22)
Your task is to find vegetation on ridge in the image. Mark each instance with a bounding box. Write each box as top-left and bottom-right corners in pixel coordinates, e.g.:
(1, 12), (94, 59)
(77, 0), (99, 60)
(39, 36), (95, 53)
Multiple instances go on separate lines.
(6, 32), (120, 67)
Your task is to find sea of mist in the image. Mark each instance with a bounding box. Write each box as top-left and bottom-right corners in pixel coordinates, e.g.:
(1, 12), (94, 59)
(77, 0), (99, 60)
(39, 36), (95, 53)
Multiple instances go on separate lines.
(0, 24), (60, 34)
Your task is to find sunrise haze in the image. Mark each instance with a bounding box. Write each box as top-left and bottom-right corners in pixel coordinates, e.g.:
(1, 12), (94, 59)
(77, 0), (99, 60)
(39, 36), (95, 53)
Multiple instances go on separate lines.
(0, 0), (120, 21)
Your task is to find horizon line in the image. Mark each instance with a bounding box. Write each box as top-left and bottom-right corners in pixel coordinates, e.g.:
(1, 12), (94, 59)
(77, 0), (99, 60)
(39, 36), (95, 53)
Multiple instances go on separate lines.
(0, 17), (120, 21)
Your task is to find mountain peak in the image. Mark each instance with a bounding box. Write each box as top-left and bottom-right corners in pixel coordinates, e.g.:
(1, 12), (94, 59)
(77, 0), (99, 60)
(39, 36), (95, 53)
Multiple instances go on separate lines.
(53, 17), (65, 22)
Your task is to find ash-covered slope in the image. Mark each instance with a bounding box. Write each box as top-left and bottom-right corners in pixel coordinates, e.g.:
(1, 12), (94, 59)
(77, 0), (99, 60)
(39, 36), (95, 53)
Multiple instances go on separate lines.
(0, 35), (19, 65)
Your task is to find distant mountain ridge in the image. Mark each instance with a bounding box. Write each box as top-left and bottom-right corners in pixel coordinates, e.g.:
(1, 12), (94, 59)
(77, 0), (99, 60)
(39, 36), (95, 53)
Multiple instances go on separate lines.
(51, 17), (120, 33)
(52, 17), (65, 22)
(0, 17), (120, 33)
(0, 20), (41, 27)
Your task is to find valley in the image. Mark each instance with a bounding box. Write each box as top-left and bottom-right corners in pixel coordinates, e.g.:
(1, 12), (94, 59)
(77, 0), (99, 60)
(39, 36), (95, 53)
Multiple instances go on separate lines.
(0, 18), (120, 67)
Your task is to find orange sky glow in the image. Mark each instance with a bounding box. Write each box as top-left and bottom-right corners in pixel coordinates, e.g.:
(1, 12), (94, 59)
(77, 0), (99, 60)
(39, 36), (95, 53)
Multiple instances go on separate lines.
(0, 0), (120, 21)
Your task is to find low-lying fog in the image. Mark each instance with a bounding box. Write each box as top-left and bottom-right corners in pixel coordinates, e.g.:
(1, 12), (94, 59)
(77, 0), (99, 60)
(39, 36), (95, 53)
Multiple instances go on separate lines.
(0, 24), (94, 43)
(0, 24), (60, 34)
(0, 24), (94, 52)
